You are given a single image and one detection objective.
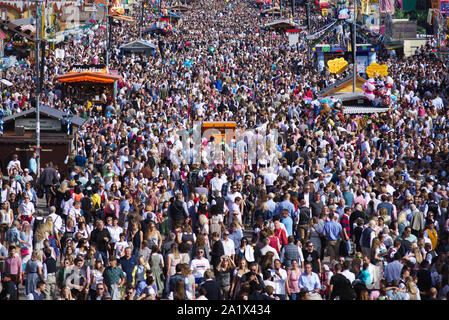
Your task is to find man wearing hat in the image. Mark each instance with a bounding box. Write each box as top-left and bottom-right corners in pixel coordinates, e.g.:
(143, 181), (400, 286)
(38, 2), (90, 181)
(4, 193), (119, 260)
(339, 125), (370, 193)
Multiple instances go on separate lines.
(0, 273), (18, 300)
(103, 256), (126, 300)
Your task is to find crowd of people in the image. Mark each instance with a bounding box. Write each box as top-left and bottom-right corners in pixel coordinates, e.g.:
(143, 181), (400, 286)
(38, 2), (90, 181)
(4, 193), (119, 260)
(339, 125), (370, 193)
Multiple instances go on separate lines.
(0, 0), (449, 301)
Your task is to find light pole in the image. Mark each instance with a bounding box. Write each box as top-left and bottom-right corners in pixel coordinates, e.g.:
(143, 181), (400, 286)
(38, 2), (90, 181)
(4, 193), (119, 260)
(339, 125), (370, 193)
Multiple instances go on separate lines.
(139, 0), (144, 39)
(105, 0), (109, 69)
(33, 0), (44, 177)
(306, 0), (310, 33)
(352, 0), (356, 93)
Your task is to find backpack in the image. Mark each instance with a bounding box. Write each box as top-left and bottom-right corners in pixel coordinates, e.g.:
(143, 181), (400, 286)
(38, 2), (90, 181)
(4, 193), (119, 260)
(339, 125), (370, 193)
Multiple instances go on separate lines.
(339, 276), (356, 300)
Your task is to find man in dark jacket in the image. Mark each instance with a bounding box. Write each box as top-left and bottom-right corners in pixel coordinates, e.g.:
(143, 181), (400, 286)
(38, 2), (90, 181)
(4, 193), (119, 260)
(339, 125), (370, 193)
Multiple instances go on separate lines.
(169, 193), (188, 229)
(210, 232), (225, 272)
(39, 162), (59, 207)
(200, 270), (222, 300)
(89, 220), (111, 263)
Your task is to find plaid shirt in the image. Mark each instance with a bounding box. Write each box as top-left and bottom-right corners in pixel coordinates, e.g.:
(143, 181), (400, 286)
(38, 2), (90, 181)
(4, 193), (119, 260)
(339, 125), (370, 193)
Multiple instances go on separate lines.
(103, 266), (125, 289)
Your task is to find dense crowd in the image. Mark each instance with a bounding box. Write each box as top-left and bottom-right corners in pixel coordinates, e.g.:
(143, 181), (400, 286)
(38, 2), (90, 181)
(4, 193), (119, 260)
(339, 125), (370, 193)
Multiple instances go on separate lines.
(0, 0), (449, 301)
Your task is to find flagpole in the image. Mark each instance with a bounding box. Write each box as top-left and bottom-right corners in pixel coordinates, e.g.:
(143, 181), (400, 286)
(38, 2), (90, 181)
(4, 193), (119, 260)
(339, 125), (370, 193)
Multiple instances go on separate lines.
(353, 0), (356, 93)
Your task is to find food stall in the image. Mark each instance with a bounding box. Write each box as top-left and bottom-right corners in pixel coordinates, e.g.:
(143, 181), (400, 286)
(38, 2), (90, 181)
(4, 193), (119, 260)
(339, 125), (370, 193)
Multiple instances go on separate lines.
(54, 65), (122, 107)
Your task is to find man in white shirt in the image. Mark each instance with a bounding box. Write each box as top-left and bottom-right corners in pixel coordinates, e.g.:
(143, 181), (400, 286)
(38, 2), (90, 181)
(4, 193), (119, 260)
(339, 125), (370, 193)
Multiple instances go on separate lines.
(47, 206), (63, 235)
(260, 238), (280, 260)
(18, 195), (35, 221)
(209, 171), (225, 194)
(190, 249), (211, 281)
(106, 216), (123, 246)
(221, 231), (235, 261)
(271, 259), (288, 300)
(341, 261), (356, 284)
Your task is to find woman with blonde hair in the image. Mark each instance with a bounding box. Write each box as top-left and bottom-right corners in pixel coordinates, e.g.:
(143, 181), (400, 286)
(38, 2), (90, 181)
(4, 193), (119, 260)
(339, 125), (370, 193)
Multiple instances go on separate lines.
(144, 221), (162, 251)
(0, 201), (14, 244)
(166, 243), (182, 278)
(25, 249), (44, 295)
(19, 221), (33, 265)
(132, 254), (151, 296)
(197, 213), (210, 238)
(397, 211), (409, 236)
(59, 286), (75, 300)
(230, 258), (250, 299)
(34, 221), (49, 252)
(405, 276), (421, 300)
(45, 216), (61, 258)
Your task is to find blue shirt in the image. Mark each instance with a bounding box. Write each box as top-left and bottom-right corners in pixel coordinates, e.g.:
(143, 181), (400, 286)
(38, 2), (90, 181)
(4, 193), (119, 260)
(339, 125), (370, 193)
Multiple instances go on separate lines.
(281, 216), (294, 237)
(120, 200), (130, 214)
(384, 260), (403, 283)
(266, 199), (277, 214)
(29, 157), (37, 174)
(343, 192), (354, 208)
(119, 255), (138, 284)
(323, 220), (342, 241)
(274, 200), (296, 219)
(228, 229), (243, 249)
(298, 272), (321, 292)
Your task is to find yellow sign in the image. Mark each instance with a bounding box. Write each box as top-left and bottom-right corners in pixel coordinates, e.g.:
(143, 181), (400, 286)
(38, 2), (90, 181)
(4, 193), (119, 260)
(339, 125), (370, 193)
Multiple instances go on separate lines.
(365, 62), (388, 78)
(322, 9), (329, 16)
(328, 57), (348, 74)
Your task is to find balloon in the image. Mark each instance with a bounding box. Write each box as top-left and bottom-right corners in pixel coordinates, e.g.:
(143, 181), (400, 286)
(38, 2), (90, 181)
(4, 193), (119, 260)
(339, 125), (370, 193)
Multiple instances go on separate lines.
(386, 76), (394, 85)
(365, 92), (376, 101)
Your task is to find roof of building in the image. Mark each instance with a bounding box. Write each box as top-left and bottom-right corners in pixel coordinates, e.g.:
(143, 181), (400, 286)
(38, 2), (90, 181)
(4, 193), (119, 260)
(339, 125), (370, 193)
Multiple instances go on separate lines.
(2, 105), (89, 127)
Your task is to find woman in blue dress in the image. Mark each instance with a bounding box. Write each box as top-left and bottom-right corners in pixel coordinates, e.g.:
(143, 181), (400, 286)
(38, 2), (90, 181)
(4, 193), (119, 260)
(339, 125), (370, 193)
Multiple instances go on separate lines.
(25, 249), (44, 295)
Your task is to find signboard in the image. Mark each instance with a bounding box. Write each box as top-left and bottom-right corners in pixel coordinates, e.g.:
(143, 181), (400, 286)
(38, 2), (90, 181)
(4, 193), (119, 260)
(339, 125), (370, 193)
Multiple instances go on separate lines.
(70, 64), (107, 73)
(356, 55), (369, 73)
(441, 0), (449, 14)
(15, 118), (61, 131)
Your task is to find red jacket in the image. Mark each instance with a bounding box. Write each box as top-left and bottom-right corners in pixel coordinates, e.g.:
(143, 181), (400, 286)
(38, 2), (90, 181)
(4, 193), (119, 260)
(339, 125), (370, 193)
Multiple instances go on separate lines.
(274, 228), (288, 248)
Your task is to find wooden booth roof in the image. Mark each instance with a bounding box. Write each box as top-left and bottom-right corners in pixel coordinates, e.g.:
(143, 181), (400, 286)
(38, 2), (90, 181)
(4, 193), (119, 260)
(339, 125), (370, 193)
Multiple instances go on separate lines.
(318, 75), (367, 97)
(54, 71), (122, 84)
(3, 105), (89, 127)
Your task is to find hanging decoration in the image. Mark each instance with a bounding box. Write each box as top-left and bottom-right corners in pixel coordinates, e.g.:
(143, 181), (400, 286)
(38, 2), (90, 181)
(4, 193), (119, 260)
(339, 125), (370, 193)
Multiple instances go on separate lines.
(327, 57), (348, 74)
(365, 62), (388, 78)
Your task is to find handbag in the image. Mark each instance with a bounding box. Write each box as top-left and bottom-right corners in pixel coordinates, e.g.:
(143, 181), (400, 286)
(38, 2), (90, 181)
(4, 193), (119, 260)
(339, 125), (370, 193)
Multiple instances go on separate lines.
(21, 247), (30, 257)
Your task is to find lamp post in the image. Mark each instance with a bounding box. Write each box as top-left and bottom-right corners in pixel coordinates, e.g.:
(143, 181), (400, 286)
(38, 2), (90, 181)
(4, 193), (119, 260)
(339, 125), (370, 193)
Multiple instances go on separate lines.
(352, 0), (356, 93)
(105, 0), (109, 69)
(33, 0), (44, 177)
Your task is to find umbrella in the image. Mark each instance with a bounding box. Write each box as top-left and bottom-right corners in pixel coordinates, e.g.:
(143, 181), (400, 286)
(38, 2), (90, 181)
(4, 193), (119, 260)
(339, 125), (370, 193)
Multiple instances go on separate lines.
(0, 79), (13, 86)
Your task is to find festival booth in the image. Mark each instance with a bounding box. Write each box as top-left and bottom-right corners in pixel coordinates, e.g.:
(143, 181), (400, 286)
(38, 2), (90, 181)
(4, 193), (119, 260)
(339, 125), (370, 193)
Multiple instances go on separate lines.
(264, 18), (302, 32)
(0, 106), (88, 174)
(164, 12), (183, 27)
(120, 39), (157, 56)
(167, 4), (191, 13)
(201, 122), (237, 145)
(306, 12), (382, 72)
(261, 6), (289, 17)
(54, 65), (122, 107)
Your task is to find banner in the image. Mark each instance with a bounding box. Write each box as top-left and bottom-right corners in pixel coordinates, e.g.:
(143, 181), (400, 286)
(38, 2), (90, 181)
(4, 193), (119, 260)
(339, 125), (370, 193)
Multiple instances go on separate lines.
(379, 0), (395, 14)
(441, 0), (449, 14)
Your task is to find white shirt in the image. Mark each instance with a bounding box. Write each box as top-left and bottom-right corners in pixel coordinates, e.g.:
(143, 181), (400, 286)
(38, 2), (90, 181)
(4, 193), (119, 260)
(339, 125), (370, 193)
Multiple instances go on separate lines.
(221, 238), (235, 257)
(210, 177), (225, 192)
(341, 270), (356, 284)
(48, 213), (63, 234)
(107, 225), (123, 244)
(190, 257), (210, 279)
(20, 201), (35, 217)
(271, 268), (288, 295)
